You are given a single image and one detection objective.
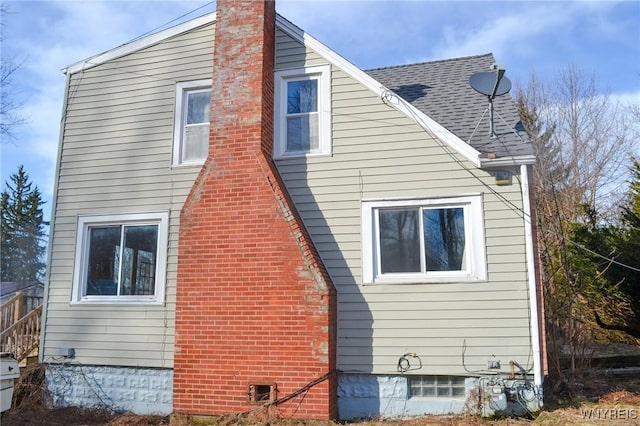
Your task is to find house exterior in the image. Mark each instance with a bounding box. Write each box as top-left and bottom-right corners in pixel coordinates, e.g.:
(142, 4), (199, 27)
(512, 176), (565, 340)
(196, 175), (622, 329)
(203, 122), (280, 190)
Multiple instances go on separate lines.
(41, 0), (546, 420)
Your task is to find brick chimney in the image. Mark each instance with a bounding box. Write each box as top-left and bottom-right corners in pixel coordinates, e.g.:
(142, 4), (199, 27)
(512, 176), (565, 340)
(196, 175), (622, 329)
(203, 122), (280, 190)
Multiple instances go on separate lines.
(173, 0), (337, 419)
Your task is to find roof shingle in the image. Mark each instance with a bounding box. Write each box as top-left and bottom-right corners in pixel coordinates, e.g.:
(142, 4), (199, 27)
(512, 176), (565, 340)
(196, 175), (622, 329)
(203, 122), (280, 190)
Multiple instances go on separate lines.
(366, 54), (533, 159)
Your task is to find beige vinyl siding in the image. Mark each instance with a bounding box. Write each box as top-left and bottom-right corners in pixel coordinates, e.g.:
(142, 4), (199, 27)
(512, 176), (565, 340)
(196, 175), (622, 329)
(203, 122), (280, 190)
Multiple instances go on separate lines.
(275, 31), (534, 375)
(43, 23), (215, 368)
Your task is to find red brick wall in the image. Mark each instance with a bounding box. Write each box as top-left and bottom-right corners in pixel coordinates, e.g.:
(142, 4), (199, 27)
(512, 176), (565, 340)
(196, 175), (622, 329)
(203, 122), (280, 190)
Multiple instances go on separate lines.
(173, 0), (337, 419)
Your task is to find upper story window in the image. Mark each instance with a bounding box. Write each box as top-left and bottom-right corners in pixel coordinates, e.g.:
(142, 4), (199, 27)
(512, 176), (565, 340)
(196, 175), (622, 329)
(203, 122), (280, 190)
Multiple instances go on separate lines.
(173, 80), (212, 166)
(274, 65), (331, 158)
(71, 212), (169, 305)
(362, 196), (487, 284)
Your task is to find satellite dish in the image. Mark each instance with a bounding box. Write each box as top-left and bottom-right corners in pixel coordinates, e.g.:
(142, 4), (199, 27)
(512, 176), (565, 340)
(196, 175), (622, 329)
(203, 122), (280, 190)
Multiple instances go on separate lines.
(469, 64), (512, 138)
(469, 70), (511, 98)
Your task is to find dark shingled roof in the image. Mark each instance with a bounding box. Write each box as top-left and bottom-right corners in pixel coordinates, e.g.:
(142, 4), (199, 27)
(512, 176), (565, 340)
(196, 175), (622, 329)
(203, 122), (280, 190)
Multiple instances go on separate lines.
(365, 53), (533, 159)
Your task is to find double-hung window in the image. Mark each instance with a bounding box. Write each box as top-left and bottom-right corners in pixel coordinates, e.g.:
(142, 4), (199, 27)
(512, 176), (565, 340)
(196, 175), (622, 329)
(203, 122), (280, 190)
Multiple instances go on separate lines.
(173, 80), (212, 166)
(274, 65), (331, 158)
(72, 212), (169, 304)
(362, 196), (486, 284)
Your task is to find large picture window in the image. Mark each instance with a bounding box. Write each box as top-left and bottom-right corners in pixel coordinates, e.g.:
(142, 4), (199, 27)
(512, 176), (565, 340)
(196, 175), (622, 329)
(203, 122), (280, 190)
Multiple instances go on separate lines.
(173, 80), (212, 166)
(72, 212), (169, 304)
(274, 65), (331, 158)
(362, 196), (486, 284)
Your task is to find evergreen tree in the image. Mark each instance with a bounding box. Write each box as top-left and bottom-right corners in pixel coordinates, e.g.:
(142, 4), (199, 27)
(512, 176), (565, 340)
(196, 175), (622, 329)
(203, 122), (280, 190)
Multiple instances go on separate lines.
(571, 159), (640, 339)
(1, 165), (46, 281)
(591, 159), (640, 338)
(517, 69), (639, 376)
(620, 159), (640, 232)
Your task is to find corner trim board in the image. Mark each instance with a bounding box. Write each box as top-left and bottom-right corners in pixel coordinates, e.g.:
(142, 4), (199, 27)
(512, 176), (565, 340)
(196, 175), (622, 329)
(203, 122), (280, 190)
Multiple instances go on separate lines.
(520, 164), (542, 386)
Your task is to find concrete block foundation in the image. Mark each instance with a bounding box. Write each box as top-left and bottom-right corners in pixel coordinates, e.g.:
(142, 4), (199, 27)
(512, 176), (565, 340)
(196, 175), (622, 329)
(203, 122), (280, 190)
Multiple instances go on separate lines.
(45, 364), (173, 415)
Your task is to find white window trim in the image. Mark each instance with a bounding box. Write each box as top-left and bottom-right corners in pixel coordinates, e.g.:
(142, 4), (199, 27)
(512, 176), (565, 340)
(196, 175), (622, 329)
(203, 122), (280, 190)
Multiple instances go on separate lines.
(273, 65), (331, 159)
(362, 195), (487, 284)
(172, 79), (212, 167)
(71, 211), (169, 305)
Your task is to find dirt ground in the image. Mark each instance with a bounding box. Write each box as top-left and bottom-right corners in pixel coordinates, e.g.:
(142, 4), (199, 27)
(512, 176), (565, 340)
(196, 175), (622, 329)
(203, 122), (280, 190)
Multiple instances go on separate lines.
(2, 367), (639, 426)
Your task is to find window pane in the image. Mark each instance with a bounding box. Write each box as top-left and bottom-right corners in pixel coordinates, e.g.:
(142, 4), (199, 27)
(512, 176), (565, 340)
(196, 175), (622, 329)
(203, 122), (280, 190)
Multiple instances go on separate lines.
(86, 226), (121, 295)
(186, 91), (211, 124)
(437, 387), (451, 397)
(379, 208), (420, 273)
(119, 225), (158, 296)
(422, 376), (436, 385)
(287, 80), (318, 114)
(183, 124), (209, 162)
(286, 114), (318, 152)
(452, 386), (465, 397)
(409, 382), (421, 393)
(423, 207), (465, 271)
(422, 387), (435, 397)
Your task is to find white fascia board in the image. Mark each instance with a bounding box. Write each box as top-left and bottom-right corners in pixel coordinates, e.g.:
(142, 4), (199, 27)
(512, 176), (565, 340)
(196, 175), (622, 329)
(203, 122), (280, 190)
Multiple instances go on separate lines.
(480, 155), (536, 168)
(63, 12), (217, 75)
(62, 11), (482, 166)
(275, 15), (481, 167)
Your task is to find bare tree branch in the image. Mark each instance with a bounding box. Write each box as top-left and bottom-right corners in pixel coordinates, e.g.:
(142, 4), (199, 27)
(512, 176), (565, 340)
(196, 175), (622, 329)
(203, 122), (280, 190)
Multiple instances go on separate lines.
(0, 4), (26, 141)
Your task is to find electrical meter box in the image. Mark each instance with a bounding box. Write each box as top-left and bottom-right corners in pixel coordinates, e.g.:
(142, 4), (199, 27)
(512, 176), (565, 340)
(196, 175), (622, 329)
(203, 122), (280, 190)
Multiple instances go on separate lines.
(1, 352), (20, 413)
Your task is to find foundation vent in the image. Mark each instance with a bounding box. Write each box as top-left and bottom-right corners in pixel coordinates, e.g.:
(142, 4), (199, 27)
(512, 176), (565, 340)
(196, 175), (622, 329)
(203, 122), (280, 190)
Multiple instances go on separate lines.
(248, 383), (277, 404)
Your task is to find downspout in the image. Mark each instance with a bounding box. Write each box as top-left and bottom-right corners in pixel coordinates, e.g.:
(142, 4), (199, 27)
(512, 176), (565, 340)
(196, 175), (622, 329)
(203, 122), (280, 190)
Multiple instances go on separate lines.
(520, 164), (542, 386)
(39, 71), (71, 362)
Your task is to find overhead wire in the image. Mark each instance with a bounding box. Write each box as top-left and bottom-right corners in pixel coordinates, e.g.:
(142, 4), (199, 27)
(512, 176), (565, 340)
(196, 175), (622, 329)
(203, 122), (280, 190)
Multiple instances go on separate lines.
(128, 2), (216, 43)
(383, 88), (528, 220)
(75, 2), (216, 68)
(384, 84), (636, 379)
(59, 2), (639, 276)
(383, 87), (640, 273)
(462, 102), (536, 375)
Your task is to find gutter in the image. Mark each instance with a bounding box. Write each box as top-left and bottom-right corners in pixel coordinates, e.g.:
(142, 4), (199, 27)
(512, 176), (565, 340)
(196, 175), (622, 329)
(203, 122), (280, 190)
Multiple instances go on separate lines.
(520, 164), (543, 386)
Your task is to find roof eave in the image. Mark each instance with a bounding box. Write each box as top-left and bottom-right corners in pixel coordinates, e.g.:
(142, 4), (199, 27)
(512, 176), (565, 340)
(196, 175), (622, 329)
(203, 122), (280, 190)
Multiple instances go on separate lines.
(480, 154), (536, 168)
(275, 15), (482, 167)
(61, 11), (484, 168)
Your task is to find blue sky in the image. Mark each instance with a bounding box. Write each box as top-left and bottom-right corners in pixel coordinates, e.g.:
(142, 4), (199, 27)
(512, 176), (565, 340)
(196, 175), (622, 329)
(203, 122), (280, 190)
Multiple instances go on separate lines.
(1, 0), (639, 222)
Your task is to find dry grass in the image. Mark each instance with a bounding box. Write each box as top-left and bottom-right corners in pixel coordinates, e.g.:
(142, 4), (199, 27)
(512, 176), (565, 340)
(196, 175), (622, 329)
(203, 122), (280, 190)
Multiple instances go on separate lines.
(2, 396), (638, 426)
(2, 365), (639, 426)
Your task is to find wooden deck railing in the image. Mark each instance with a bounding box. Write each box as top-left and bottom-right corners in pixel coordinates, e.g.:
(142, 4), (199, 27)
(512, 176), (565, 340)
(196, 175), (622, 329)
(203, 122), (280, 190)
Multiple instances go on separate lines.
(1, 292), (24, 332)
(0, 305), (43, 362)
(1, 291), (43, 332)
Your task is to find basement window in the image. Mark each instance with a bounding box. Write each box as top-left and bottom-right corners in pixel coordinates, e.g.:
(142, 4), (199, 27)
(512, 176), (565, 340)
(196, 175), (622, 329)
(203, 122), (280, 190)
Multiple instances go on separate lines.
(274, 65), (331, 158)
(408, 375), (466, 398)
(248, 383), (277, 404)
(173, 80), (212, 166)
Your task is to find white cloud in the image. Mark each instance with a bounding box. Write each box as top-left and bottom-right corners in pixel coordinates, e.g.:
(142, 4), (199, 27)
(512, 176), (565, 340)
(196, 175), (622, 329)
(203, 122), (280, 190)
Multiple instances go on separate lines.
(426, 3), (578, 61)
(612, 89), (640, 110)
(1, 1), (214, 201)
(1, 0), (639, 219)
